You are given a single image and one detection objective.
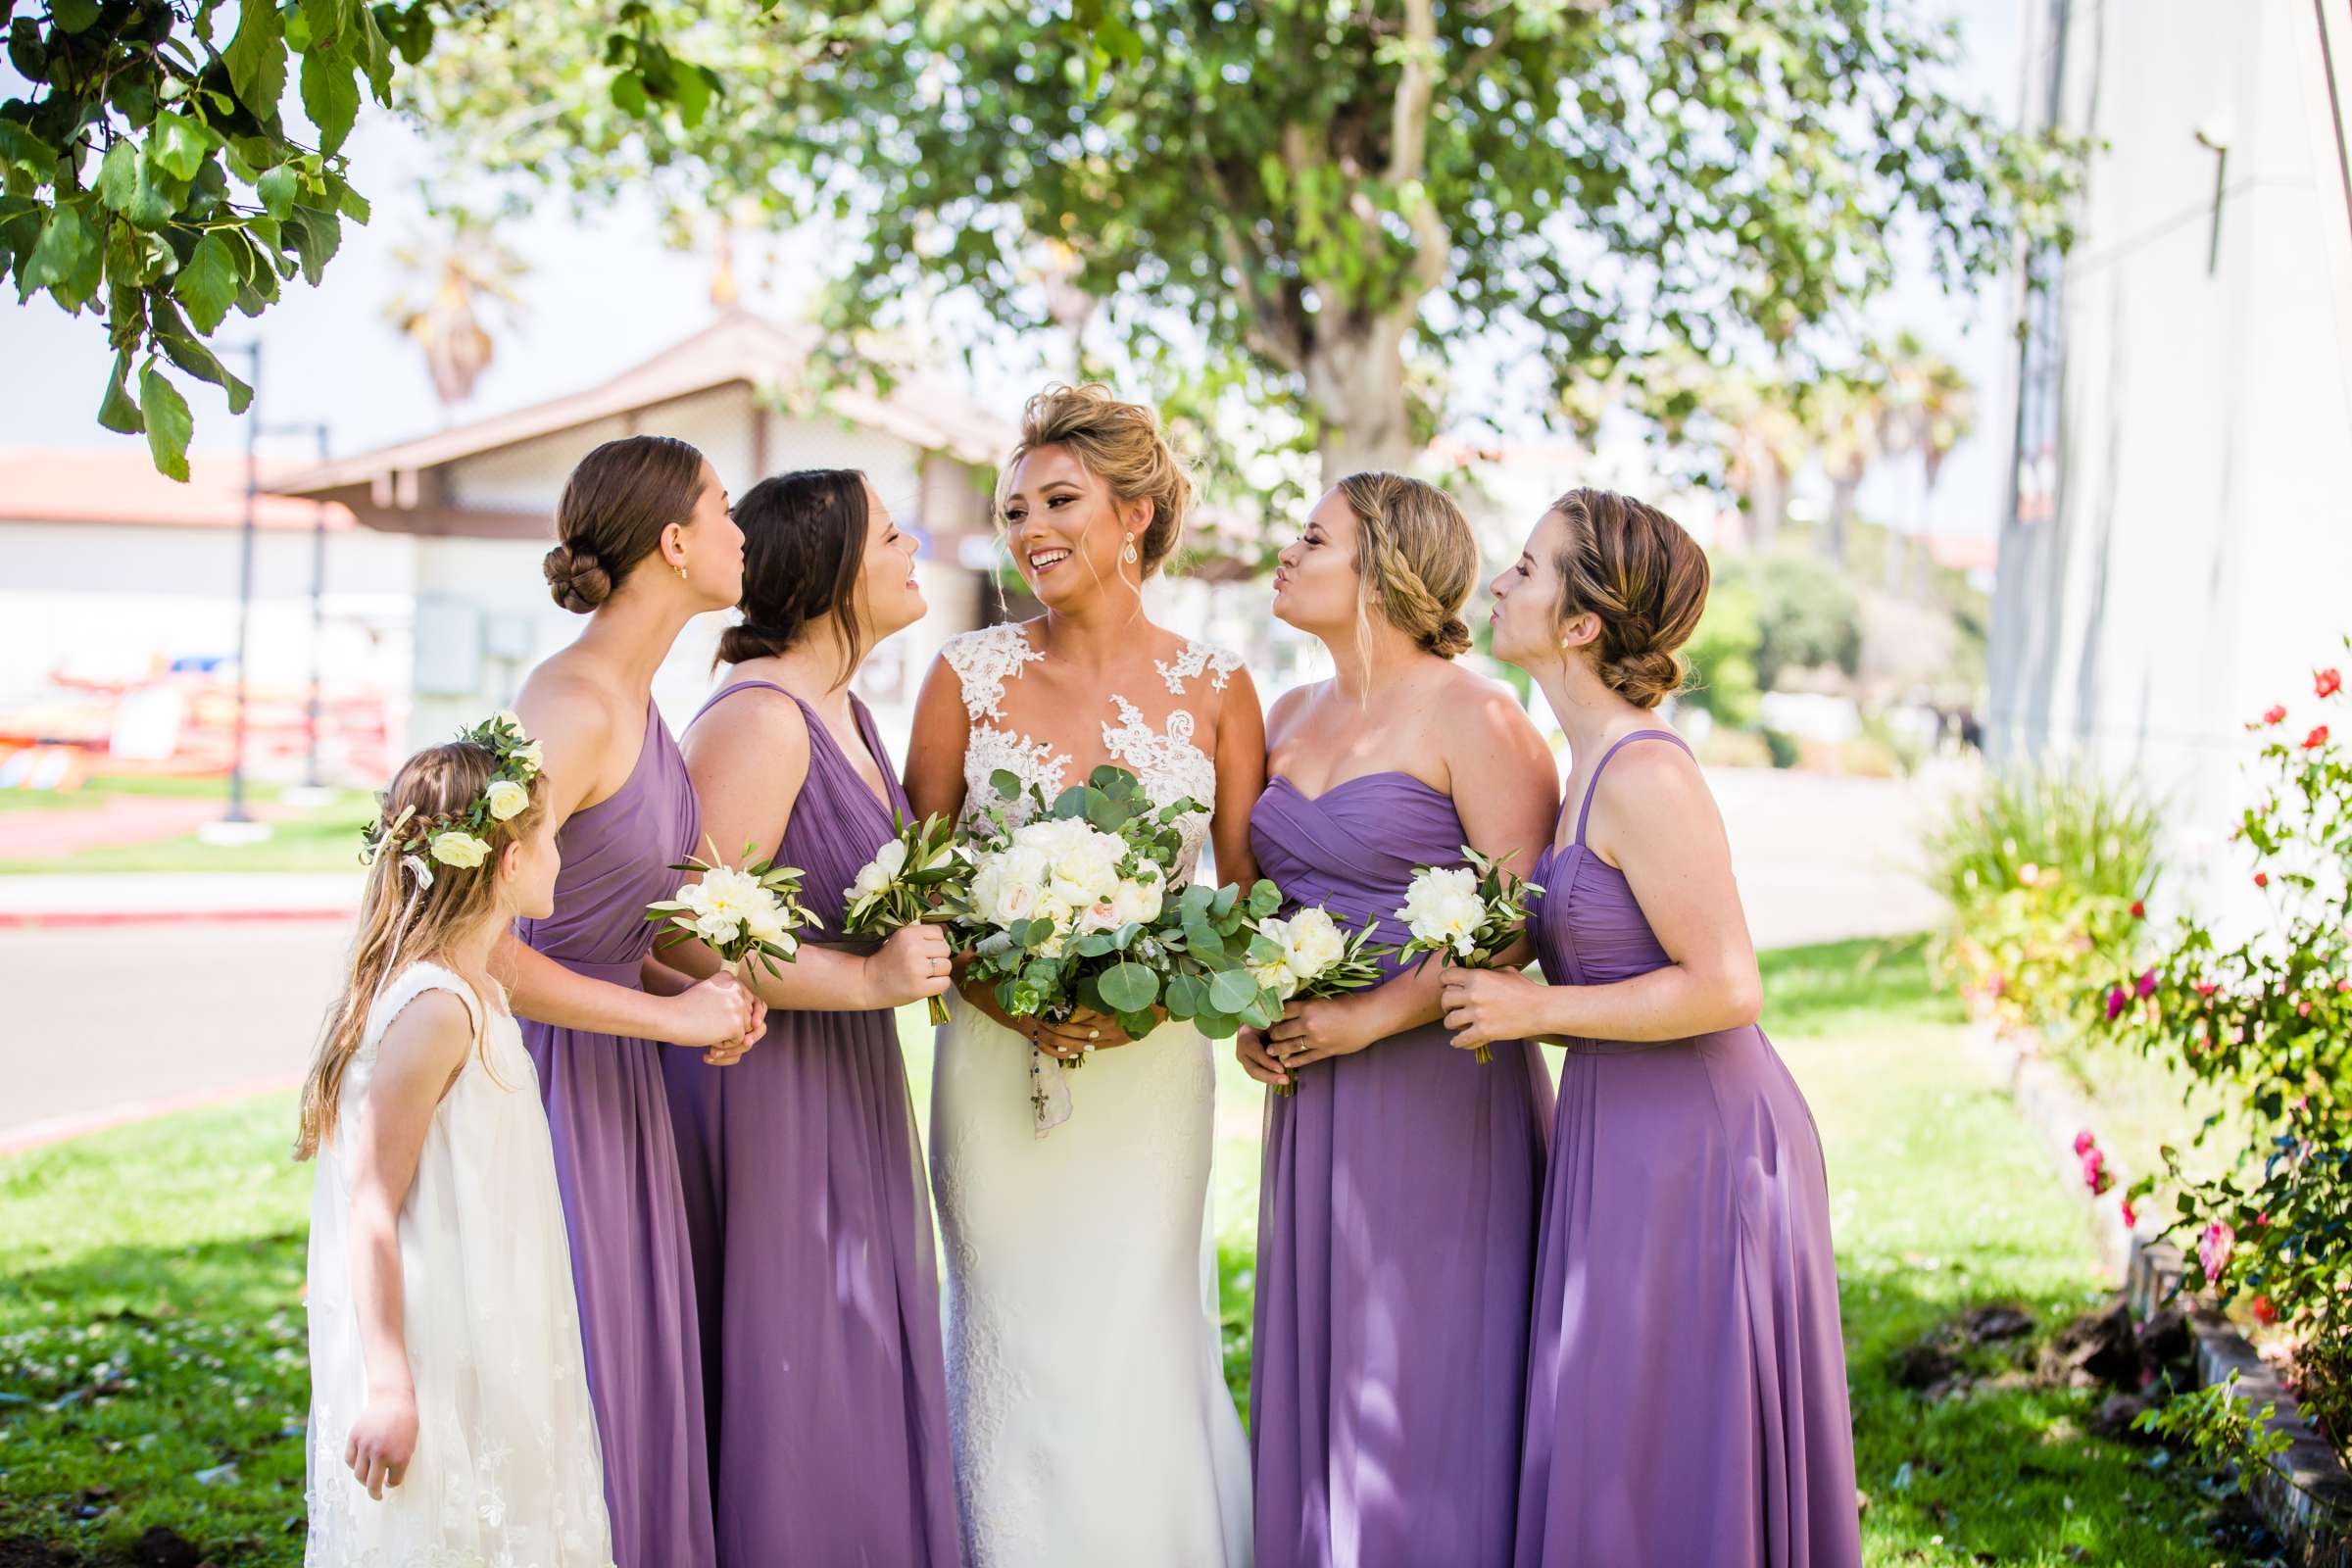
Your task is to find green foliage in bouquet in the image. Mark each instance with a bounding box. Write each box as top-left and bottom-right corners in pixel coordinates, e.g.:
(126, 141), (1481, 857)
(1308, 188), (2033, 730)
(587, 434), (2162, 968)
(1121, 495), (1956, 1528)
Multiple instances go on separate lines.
(949, 764), (1284, 1045)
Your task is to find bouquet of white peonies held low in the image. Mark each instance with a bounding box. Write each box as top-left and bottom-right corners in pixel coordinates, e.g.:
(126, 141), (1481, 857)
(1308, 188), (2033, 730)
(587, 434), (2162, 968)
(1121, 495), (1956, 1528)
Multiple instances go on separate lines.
(949, 766), (1289, 1130)
(1249, 905), (1395, 1096)
(1394, 847), (1544, 1064)
(646, 837), (821, 984)
(840, 812), (967, 1024)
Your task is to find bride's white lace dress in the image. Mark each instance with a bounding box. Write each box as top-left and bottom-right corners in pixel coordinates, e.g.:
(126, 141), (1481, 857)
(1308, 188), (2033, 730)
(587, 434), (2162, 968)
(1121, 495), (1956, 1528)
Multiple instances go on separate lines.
(930, 621), (1254, 1568)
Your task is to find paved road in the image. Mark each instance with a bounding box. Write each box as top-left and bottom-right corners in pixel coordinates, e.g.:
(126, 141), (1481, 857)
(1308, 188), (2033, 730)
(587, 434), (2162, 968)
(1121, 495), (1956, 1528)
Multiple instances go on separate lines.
(0, 768), (1946, 1152)
(0, 918), (346, 1152)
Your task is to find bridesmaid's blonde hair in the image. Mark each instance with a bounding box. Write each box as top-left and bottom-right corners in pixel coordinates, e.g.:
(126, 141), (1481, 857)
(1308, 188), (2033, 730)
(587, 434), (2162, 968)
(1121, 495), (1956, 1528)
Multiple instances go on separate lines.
(1332, 471), (1477, 669)
(1545, 487), (1709, 710)
(999, 384), (1195, 576)
(294, 743), (545, 1160)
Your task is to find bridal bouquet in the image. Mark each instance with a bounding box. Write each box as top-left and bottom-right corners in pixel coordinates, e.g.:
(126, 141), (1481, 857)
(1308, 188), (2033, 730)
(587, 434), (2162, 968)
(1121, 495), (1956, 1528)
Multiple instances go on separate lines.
(841, 811), (966, 1024)
(1395, 847), (1544, 1064)
(1250, 905), (1395, 1096)
(647, 838), (820, 984)
(950, 765), (1287, 1048)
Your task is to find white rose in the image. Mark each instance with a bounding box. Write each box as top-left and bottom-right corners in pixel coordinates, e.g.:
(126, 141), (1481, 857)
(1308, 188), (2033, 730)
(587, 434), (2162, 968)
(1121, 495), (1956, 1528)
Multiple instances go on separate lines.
(484, 779), (530, 821)
(849, 838), (906, 904)
(995, 878), (1042, 925)
(1078, 897), (1122, 933)
(1397, 866), (1484, 956)
(1110, 870), (1163, 927)
(694, 908), (744, 947)
(427, 830), (489, 869)
(514, 738), (545, 773)
(1250, 956), (1298, 1000)
(1283, 906), (1348, 978)
(743, 903), (790, 949)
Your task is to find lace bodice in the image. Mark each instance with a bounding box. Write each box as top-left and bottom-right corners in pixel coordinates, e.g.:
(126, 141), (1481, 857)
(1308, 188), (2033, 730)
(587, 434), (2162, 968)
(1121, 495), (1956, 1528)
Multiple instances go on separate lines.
(944, 621), (1242, 881)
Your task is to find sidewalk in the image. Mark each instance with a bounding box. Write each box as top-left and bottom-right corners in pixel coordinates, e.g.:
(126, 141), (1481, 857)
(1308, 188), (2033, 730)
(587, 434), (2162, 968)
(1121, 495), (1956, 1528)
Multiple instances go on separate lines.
(0, 871), (363, 926)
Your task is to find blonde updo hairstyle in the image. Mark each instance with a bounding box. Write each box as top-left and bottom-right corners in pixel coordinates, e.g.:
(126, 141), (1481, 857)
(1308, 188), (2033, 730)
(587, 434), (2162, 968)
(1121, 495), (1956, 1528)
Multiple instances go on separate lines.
(999, 384), (1194, 577)
(1547, 487), (1710, 709)
(1332, 470), (1476, 662)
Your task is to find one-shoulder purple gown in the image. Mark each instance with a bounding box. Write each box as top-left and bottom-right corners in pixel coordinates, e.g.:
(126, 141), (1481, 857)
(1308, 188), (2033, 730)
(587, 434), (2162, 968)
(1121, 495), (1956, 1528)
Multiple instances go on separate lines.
(662, 683), (962, 1567)
(514, 699), (715, 1567)
(1248, 771), (1554, 1568)
(1517, 730), (1861, 1566)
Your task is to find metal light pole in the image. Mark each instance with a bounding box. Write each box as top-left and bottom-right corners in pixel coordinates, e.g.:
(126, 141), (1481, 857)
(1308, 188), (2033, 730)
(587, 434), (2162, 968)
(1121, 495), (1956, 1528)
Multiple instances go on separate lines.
(224, 342), (262, 825)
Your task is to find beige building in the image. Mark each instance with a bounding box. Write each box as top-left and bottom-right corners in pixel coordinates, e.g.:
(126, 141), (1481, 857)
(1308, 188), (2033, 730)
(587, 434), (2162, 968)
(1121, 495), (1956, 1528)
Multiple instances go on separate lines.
(275, 310), (1018, 751)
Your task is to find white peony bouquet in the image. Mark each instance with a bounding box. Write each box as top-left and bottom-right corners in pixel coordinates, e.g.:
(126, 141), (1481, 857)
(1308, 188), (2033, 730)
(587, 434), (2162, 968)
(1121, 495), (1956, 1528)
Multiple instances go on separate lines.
(1394, 847), (1544, 1063)
(841, 812), (966, 1023)
(646, 837), (820, 984)
(1250, 904), (1394, 1096)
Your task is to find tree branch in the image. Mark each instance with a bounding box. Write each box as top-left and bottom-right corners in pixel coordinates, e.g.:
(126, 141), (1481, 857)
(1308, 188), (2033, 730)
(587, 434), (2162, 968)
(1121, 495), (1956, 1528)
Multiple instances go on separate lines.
(1389, 0), (1449, 296)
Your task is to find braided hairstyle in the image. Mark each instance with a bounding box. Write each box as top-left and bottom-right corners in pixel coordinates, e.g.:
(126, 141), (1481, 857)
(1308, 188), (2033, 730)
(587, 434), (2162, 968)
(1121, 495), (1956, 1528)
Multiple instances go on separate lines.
(1547, 487), (1709, 709)
(713, 469), (870, 682)
(1334, 471), (1477, 661)
(543, 435), (708, 612)
(1000, 384), (1194, 575)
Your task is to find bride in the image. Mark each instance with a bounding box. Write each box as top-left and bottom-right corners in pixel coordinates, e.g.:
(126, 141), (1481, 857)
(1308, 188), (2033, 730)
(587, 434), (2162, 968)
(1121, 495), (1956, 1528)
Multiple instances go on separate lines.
(906, 384), (1264, 1567)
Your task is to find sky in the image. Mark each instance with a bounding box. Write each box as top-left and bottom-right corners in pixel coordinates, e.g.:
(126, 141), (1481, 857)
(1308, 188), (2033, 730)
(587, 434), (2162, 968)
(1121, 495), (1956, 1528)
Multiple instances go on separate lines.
(0, 1), (2030, 538)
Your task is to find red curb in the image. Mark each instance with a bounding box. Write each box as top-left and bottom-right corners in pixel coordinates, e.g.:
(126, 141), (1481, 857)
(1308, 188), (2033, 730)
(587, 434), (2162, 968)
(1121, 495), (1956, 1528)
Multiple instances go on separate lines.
(0, 1074), (307, 1158)
(0, 908), (354, 929)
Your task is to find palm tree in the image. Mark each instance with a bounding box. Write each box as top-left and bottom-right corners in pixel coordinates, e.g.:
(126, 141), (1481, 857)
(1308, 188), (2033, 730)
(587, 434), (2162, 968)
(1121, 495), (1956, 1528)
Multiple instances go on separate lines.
(1812, 370), (1886, 567)
(384, 209), (531, 413)
(1876, 332), (1976, 599)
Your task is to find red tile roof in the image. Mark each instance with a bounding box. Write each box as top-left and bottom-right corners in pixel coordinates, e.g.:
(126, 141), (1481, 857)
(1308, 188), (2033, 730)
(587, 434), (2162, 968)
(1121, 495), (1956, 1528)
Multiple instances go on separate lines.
(0, 448), (358, 532)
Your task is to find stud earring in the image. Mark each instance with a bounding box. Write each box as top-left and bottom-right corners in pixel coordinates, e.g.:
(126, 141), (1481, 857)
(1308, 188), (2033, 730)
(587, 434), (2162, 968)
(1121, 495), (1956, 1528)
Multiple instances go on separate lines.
(1123, 535), (1139, 564)
(673, 564), (688, 580)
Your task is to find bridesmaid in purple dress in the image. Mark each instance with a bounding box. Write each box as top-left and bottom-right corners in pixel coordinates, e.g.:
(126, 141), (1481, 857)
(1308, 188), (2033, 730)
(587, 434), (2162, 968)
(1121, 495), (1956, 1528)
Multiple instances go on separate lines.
(1441, 488), (1863, 1567)
(1239, 473), (1559, 1568)
(504, 435), (766, 1568)
(650, 469), (962, 1565)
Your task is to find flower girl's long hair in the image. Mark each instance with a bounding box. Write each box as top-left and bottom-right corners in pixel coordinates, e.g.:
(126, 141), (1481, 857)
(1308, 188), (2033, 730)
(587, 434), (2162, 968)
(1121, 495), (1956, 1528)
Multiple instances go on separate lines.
(294, 742), (547, 1160)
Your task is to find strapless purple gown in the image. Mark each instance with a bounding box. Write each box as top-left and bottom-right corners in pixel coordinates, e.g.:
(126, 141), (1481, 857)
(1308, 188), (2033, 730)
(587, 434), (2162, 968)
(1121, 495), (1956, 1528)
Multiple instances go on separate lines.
(514, 700), (714, 1567)
(662, 684), (962, 1567)
(1517, 730), (1860, 1567)
(1248, 772), (1554, 1568)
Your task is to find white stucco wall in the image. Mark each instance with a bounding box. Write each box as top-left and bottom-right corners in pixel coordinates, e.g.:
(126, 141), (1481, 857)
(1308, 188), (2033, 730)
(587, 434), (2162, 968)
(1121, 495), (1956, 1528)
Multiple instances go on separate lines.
(1986, 0), (2352, 915)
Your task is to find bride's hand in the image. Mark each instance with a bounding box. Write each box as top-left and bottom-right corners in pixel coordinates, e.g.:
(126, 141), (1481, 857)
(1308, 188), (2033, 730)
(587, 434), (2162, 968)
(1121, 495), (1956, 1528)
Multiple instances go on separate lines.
(1029, 1004), (1123, 1061)
(1263, 995), (1380, 1073)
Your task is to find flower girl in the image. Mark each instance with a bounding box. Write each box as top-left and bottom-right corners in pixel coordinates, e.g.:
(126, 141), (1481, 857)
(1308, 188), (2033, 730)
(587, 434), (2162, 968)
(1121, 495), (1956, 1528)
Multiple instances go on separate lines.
(297, 715), (614, 1566)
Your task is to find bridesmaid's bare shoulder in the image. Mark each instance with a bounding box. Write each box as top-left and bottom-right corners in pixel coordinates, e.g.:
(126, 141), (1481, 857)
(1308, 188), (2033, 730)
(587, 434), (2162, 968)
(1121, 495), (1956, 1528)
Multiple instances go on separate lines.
(1429, 664), (1552, 778)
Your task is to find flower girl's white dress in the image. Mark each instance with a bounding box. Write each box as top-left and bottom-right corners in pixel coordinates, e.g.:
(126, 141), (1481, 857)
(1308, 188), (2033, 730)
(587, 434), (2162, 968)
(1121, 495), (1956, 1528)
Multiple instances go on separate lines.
(305, 960), (614, 1566)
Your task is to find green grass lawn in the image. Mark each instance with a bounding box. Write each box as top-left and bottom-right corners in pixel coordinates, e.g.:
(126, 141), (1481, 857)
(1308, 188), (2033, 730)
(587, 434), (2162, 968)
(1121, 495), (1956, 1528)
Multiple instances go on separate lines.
(0, 784), (376, 876)
(0, 937), (2274, 1564)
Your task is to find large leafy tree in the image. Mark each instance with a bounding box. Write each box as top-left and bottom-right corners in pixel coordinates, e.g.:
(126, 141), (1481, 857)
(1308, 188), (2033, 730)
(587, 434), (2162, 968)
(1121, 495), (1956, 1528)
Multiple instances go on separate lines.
(414, 0), (2076, 486)
(0, 0), (721, 475)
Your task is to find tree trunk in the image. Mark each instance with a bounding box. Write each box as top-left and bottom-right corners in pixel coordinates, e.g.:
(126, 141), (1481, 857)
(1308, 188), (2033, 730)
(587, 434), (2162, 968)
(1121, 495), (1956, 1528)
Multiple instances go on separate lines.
(1827, 480), (1858, 565)
(1306, 313), (1417, 489)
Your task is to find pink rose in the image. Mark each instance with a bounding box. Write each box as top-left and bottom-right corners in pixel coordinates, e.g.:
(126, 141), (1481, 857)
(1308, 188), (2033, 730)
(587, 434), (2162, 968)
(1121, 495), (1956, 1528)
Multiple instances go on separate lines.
(2198, 1220), (2235, 1283)
(2074, 1129), (2097, 1156)
(2080, 1148), (2106, 1190)
(2122, 1198), (2138, 1228)
(2105, 987), (2129, 1022)
(2136, 969), (2157, 999)
(2319, 668), (2342, 700)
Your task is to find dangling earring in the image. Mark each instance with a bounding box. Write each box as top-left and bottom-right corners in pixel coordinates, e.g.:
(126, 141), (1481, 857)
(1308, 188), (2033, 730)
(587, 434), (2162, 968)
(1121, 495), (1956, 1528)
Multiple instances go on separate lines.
(673, 563), (688, 580)
(1123, 535), (1139, 564)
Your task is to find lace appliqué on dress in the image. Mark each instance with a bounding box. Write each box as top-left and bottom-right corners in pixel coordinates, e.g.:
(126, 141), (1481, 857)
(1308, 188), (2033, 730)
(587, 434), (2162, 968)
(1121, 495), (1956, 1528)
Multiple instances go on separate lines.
(1155, 642), (1243, 697)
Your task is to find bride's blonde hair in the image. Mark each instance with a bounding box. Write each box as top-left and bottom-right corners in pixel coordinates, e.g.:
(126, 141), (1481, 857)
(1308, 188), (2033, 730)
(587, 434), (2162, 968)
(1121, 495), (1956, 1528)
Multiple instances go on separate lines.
(997, 384), (1195, 577)
(293, 742), (544, 1160)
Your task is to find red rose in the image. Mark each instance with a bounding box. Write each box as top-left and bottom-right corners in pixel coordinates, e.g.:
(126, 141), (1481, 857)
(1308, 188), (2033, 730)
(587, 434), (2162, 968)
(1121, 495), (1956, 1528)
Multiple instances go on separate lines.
(2251, 1295), (2278, 1325)
(2130, 900), (2145, 919)
(2264, 705), (2289, 725)
(2256, 872), (2271, 888)
(2319, 668), (2342, 699)
(2305, 726), (2330, 750)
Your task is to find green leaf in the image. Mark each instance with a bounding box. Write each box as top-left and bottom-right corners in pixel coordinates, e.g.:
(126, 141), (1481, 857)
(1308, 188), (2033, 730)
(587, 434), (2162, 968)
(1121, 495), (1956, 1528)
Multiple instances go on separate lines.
(256, 163), (299, 220)
(1096, 959), (1158, 1014)
(96, 348), (143, 435)
(154, 311), (255, 414)
(608, 68), (648, 118)
(333, 179), (370, 223)
(1210, 884), (1238, 918)
(52, 0), (101, 33)
(0, 120), (55, 181)
(283, 202), (342, 283)
(299, 51), (361, 155)
(989, 768), (1022, 803)
(1207, 967), (1259, 1015)
(97, 141), (141, 212)
(23, 202), (91, 291)
(301, 0), (349, 51)
(147, 115), (212, 182)
(138, 361), (194, 481)
(225, 0), (289, 115)
(1165, 972), (1207, 1020)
